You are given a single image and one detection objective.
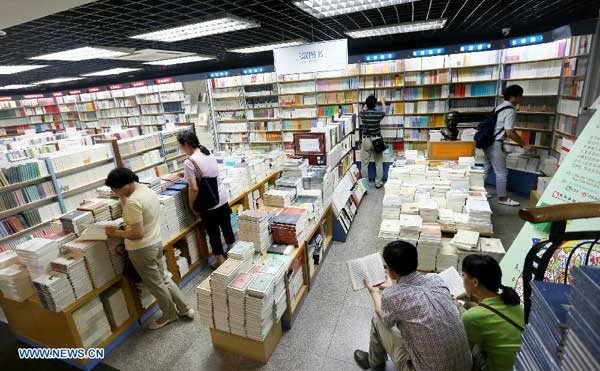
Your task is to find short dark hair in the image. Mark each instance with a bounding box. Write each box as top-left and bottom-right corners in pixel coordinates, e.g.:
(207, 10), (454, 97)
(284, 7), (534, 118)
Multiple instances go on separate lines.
(105, 167), (139, 189)
(462, 254), (520, 305)
(503, 85), (524, 100)
(365, 95), (377, 109)
(382, 240), (418, 276)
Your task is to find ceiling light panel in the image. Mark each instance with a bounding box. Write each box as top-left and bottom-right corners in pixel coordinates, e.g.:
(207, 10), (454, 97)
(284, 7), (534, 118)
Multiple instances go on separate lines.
(294, 0), (419, 18)
(144, 55), (215, 65)
(0, 84), (38, 90)
(130, 16), (260, 42)
(346, 18), (447, 38)
(35, 77), (85, 84)
(31, 47), (131, 61)
(81, 68), (142, 76)
(228, 40), (306, 53)
(0, 65), (48, 74)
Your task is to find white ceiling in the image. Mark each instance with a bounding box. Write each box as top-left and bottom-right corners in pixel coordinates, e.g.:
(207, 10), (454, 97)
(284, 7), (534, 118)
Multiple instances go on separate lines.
(0, 0), (97, 30)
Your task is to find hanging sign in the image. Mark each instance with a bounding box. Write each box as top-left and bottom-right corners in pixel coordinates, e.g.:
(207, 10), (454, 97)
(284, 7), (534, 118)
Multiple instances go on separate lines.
(23, 94), (44, 99)
(108, 84), (123, 90)
(87, 87), (101, 93)
(273, 39), (348, 75)
(52, 92), (64, 97)
(154, 77), (173, 84)
(0, 96), (13, 101)
(68, 90), (82, 95)
(131, 81), (147, 87)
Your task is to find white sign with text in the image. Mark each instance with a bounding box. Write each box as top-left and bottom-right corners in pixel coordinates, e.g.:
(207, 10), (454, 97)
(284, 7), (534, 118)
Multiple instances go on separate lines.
(273, 39), (348, 75)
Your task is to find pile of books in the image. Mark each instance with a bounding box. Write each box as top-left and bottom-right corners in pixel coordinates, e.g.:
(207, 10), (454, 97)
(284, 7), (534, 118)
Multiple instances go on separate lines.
(398, 214), (422, 245)
(210, 259), (243, 332)
(104, 237), (125, 275)
(15, 238), (61, 278)
(139, 176), (162, 194)
(228, 241), (255, 263)
(446, 190), (468, 212)
(271, 207), (308, 246)
(450, 229), (480, 251)
(63, 239), (115, 288)
(32, 272), (77, 312)
(227, 272), (254, 337)
(281, 159), (308, 178)
(60, 210), (94, 235)
(50, 252), (94, 300)
(196, 277), (214, 328)
(478, 238), (505, 262)
(263, 189), (294, 208)
(78, 200), (111, 222)
(104, 199), (122, 220)
(438, 208), (455, 230)
(419, 198), (439, 223)
(464, 197), (493, 234)
(379, 219), (401, 240)
(72, 297), (112, 348)
(382, 194), (402, 220)
(436, 240), (459, 272)
(166, 181), (194, 228)
(0, 250), (18, 268)
(237, 211), (271, 253)
(303, 166), (327, 190)
(0, 264), (34, 302)
(261, 256), (288, 322)
(245, 272), (275, 341)
(417, 223), (442, 271)
(95, 186), (117, 199)
(468, 167), (486, 190)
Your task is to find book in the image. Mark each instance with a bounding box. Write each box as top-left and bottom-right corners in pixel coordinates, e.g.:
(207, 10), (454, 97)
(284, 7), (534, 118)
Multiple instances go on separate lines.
(346, 253), (386, 291)
(438, 267), (466, 297)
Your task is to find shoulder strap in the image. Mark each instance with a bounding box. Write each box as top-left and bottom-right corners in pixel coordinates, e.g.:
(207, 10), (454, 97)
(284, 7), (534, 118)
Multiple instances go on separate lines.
(186, 158), (203, 177)
(478, 302), (524, 332)
(494, 105), (515, 114)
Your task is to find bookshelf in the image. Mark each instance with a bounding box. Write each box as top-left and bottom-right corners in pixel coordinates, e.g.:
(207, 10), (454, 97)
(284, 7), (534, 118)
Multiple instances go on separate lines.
(0, 98), (32, 137)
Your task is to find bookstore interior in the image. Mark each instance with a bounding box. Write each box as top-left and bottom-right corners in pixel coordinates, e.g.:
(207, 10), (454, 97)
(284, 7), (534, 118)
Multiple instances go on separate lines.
(0, 1), (599, 370)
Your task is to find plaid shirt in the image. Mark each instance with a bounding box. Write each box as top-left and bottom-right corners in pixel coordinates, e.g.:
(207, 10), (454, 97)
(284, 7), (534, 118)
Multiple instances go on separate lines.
(381, 272), (472, 371)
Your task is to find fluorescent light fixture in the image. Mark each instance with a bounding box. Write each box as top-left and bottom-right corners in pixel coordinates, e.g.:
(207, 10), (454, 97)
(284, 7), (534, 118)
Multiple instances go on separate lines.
(0, 65), (48, 74)
(294, 0), (419, 18)
(144, 55), (215, 65)
(0, 84), (38, 90)
(35, 77), (85, 84)
(130, 15), (260, 42)
(346, 18), (446, 38)
(228, 40), (305, 53)
(31, 46), (131, 61)
(81, 68), (142, 76)
(364, 53), (395, 62)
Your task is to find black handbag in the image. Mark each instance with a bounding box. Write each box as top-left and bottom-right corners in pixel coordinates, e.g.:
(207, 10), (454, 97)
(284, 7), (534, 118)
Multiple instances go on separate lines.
(371, 136), (386, 153)
(189, 158), (220, 212)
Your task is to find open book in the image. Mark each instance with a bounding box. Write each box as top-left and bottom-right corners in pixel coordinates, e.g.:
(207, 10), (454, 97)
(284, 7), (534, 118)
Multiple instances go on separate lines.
(438, 266), (466, 298)
(346, 253), (386, 291)
(78, 224), (108, 241)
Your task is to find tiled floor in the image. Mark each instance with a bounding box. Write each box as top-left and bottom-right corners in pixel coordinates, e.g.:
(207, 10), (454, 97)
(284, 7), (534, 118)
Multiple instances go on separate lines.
(1, 186), (526, 370)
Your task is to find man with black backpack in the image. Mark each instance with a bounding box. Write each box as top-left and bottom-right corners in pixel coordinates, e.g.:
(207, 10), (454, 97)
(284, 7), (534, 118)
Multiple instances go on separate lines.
(477, 85), (532, 206)
(360, 95), (387, 189)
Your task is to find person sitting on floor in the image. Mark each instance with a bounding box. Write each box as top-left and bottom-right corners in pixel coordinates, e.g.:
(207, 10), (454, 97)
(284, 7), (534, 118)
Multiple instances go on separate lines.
(354, 240), (472, 371)
(461, 254), (524, 371)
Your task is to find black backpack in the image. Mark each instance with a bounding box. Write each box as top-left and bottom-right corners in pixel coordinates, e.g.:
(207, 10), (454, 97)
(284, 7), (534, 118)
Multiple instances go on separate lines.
(474, 106), (515, 149)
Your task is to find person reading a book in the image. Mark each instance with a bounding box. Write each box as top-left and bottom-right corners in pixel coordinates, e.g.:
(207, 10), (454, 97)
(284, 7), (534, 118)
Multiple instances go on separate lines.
(461, 254), (524, 371)
(359, 95), (386, 189)
(105, 167), (194, 330)
(355, 240), (472, 371)
(177, 130), (234, 269)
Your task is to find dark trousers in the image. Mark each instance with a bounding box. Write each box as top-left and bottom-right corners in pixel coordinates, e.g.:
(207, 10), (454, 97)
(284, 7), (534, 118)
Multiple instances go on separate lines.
(203, 203), (235, 256)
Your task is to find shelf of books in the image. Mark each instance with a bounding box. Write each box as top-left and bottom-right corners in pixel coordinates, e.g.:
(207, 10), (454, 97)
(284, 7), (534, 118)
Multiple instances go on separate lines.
(20, 97), (64, 134)
(0, 98), (32, 137)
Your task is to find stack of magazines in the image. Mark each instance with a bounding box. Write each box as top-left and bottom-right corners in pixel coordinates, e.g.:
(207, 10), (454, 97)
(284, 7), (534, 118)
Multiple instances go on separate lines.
(50, 252), (93, 300)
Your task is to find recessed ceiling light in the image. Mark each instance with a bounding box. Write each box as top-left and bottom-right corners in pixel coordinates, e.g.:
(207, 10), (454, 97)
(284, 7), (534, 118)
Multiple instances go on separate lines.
(35, 77), (85, 84)
(0, 84), (38, 90)
(346, 18), (447, 38)
(30, 46), (132, 61)
(294, 0), (419, 18)
(130, 15), (260, 42)
(81, 68), (142, 76)
(144, 55), (215, 65)
(0, 65), (48, 74)
(228, 40), (306, 53)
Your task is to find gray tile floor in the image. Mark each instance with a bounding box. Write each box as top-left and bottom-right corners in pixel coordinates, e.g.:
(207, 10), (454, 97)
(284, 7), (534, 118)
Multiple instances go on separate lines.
(103, 186), (526, 371)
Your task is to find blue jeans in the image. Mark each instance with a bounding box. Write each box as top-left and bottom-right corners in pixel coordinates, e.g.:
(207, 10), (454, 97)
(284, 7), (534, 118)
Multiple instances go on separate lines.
(484, 141), (508, 198)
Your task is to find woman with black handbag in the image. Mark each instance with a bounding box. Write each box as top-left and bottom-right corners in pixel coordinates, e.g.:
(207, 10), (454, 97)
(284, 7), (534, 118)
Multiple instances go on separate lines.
(178, 131), (235, 269)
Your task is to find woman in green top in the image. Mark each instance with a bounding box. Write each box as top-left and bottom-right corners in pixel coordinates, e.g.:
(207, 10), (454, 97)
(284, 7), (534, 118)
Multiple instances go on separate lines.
(461, 254), (525, 371)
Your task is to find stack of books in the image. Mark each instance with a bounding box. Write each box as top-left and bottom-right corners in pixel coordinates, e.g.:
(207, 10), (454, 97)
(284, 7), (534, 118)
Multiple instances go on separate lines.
(446, 190), (468, 212)
(382, 194), (402, 220)
(263, 189), (294, 208)
(0, 250), (19, 268)
(271, 208), (308, 246)
(32, 272), (76, 312)
(44, 230), (78, 250)
(436, 240), (459, 272)
(158, 193), (179, 241)
(379, 219), (401, 240)
(515, 281), (571, 371)
(78, 200), (111, 222)
(417, 223), (442, 271)
(245, 273), (275, 341)
(100, 287), (129, 328)
(478, 238), (505, 262)
(438, 208), (456, 230)
(0, 264), (34, 302)
(226, 272), (254, 337)
(95, 186), (117, 199)
(196, 277), (214, 328)
(419, 198), (439, 223)
(63, 239), (116, 288)
(139, 176), (162, 194)
(468, 167), (486, 191)
(261, 256), (288, 322)
(104, 237), (125, 275)
(237, 211), (271, 253)
(210, 259), (243, 332)
(50, 252), (94, 300)
(560, 266), (600, 370)
(464, 197), (493, 234)
(72, 297), (112, 348)
(15, 238), (61, 278)
(281, 158), (308, 178)
(227, 241), (255, 272)
(401, 202), (420, 215)
(450, 229), (480, 251)
(166, 181), (194, 228)
(104, 199), (122, 220)
(60, 210), (94, 235)
(398, 214), (422, 245)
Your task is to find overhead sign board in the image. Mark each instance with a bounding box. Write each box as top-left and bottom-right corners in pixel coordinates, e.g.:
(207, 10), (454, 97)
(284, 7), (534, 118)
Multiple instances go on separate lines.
(273, 39), (348, 75)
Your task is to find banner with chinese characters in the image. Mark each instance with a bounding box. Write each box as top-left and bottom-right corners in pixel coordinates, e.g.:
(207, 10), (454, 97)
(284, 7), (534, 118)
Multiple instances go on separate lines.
(273, 39), (348, 75)
(500, 109), (600, 289)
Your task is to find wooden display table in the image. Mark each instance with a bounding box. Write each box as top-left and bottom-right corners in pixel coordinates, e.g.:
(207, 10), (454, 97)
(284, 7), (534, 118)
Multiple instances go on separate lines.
(210, 322), (283, 363)
(428, 141), (476, 160)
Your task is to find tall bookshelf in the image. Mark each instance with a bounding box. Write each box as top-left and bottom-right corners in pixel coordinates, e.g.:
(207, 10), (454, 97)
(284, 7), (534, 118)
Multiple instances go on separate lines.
(0, 98), (31, 137)
(20, 97), (64, 133)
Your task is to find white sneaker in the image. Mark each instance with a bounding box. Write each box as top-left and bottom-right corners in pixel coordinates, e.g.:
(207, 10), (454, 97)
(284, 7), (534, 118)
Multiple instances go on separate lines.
(498, 198), (520, 206)
(180, 308), (195, 320)
(148, 317), (177, 330)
